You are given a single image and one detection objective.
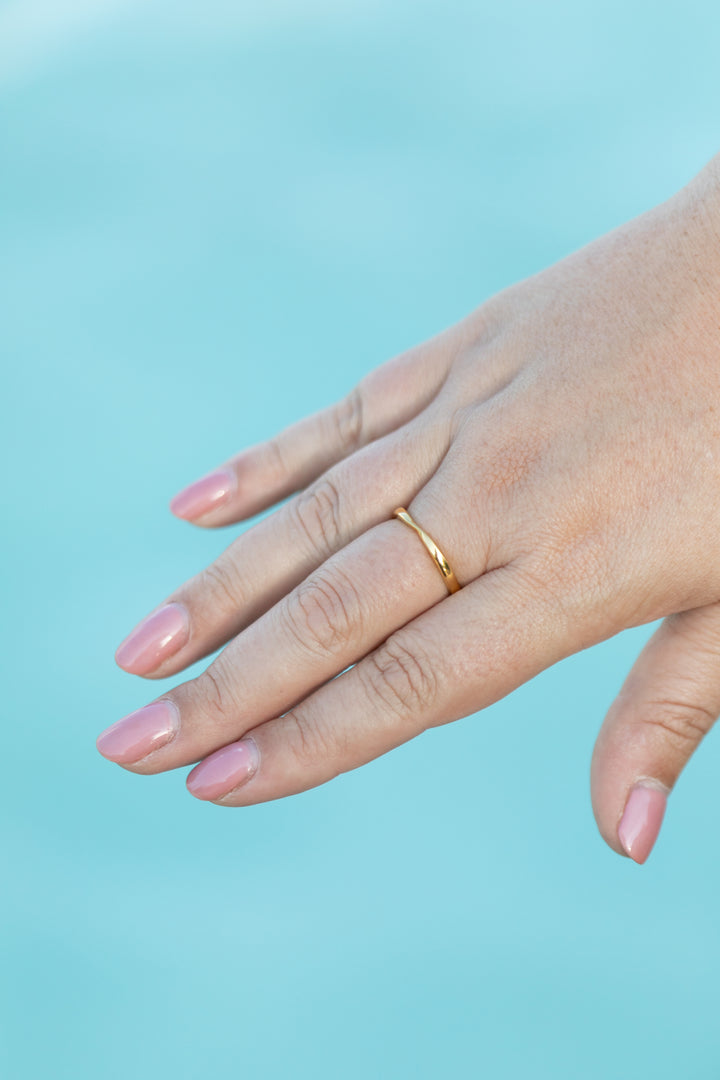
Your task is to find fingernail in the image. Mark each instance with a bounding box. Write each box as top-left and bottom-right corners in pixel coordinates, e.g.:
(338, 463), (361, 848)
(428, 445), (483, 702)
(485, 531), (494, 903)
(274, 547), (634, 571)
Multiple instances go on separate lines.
(170, 468), (236, 521)
(186, 738), (260, 801)
(618, 780), (668, 864)
(115, 602), (190, 675)
(96, 701), (179, 764)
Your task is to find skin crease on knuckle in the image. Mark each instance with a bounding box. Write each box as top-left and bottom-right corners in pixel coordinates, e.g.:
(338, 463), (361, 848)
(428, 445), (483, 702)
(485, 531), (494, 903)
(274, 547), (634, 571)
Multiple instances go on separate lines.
(285, 707), (349, 774)
(634, 700), (716, 752)
(292, 477), (345, 562)
(284, 566), (361, 660)
(331, 386), (365, 456)
(359, 632), (441, 738)
(197, 558), (247, 621)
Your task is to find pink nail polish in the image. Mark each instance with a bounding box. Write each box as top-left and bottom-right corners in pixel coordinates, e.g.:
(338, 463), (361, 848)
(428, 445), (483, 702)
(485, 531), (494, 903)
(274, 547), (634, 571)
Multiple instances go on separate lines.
(170, 468), (236, 521)
(186, 738), (260, 801)
(96, 701), (179, 764)
(618, 781), (668, 864)
(115, 602), (189, 675)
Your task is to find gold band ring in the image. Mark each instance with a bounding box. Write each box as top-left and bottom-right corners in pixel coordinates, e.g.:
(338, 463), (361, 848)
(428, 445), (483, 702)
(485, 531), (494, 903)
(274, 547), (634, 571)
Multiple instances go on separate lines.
(392, 507), (461, 594)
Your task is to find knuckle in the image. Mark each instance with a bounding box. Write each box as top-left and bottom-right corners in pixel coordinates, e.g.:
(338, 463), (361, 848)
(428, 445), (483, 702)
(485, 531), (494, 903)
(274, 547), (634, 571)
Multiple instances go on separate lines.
(292, 477), (344, 560)
(285, 707), (343, 769)
(449, 402), (475, 442)
(285, 566), (360, 657)
(194, 666), (240, 731)
(362, 633), (438, 726)
(265, 431), (294, 484)
(451, 409), (545, 514)
(637, 698), (717, 750)
(507, 555), (576, 634)
(519, 527), (614, 638)
(198, 556), (245, 615)
(331, 387), (364, 455)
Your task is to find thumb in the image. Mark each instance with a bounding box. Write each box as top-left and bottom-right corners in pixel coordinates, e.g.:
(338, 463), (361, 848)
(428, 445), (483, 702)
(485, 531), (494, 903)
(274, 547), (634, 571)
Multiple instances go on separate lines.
(591, 602), (720, 864)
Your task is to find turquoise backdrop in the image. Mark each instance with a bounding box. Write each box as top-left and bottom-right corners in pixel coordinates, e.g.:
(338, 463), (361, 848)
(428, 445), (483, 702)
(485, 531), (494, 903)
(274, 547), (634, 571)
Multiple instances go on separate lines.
(2, 1), (720, 1076)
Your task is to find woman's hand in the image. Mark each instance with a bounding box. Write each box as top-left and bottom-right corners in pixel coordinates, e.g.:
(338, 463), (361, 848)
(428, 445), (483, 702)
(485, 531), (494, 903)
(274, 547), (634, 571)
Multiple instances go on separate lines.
(98, 154), (720, 864)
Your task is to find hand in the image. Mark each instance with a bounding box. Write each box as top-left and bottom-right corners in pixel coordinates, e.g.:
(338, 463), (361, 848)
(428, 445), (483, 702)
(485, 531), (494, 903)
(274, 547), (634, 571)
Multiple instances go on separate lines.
(98, 154), (720, 864)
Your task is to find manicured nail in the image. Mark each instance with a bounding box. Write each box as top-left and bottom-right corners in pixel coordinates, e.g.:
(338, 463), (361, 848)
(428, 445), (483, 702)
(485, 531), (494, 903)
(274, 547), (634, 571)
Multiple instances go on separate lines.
(115, 602), (190, 675)
(618, 780), (668, 864)
(96, 701), (179, 764)
(170, 468), (236, 521)
(186, 738), (260, 801)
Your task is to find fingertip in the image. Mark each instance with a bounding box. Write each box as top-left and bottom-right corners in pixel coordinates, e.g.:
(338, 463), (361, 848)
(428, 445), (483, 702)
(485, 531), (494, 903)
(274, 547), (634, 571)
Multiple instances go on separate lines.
(617, 780), (669, 864)
(169, 468), (237, 523)
(114, 603), (190, 675)
(186, 738), (260, 802)
(96, 701), (180, 766)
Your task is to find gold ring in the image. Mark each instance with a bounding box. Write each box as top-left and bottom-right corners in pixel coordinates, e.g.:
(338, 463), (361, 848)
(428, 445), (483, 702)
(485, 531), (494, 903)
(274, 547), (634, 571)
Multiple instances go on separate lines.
(392, 507), (461, 594)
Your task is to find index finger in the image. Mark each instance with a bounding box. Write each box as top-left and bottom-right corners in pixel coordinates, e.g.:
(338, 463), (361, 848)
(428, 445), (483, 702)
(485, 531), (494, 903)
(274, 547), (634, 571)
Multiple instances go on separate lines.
(169, 340), (456, 527)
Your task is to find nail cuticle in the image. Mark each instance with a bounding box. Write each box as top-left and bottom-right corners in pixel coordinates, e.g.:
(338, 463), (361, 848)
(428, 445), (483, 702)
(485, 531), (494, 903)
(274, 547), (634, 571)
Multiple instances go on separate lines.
(633, 776), (671, 796)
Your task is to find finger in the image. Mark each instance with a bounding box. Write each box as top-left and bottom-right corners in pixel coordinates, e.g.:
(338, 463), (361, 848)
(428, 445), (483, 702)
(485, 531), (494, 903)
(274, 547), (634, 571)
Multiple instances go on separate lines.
(120, 312), (516, 679)
(107, 400), (536, 765)
(101, 481), (499, 770)
(183, 559), (571, 805)
(591, 602), (720, 864)
(169, 336), (458, 527)
(118, 366), (535, 681)
(115, 411), (450, 678)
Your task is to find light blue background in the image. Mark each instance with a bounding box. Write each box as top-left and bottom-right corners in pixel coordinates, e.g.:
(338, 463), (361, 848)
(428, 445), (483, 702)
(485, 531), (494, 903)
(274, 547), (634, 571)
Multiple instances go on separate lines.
(2, 2), (720, 1077)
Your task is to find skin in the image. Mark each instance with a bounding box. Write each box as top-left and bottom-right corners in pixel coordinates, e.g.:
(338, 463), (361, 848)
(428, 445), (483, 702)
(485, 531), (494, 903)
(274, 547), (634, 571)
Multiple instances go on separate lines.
(100, 151), (720, 861)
